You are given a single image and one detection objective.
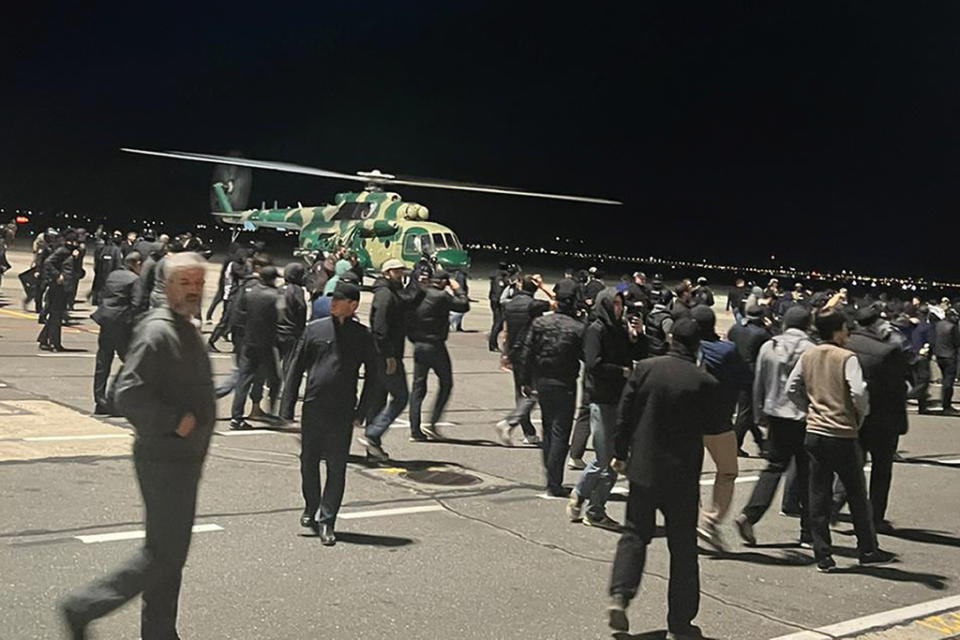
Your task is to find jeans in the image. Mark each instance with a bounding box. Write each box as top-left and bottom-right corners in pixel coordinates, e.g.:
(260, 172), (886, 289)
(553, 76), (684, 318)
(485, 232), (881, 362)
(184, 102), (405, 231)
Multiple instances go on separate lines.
(938, 357), (956, 410)
(701, 430), (739, 526)
(488, 302), (503, 351)
(610, 480), (700, 631)
(537, 382), (577, 493)
(574, 403), (618, 518)
(503, 366), (537, 437)
(366, 360), (410, 444)
(734, 388), (764, 450)
(833, 426), (899, 526)
(911, 357), (931, 412)
(806, 433), (877, 561)
(741, 418), (809, 536)
(231, 344), (280, 420)
(64, 457), (202, 639)
(93, 323), (131, 410)
(300, 402), (352, 526)
(409, 341), (453, 437)
(568, 376), (592, 459)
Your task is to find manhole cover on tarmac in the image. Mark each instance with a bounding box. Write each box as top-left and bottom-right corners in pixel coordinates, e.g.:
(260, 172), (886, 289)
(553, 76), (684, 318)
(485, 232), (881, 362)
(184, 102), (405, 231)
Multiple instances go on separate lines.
(400, 469), (483, 486)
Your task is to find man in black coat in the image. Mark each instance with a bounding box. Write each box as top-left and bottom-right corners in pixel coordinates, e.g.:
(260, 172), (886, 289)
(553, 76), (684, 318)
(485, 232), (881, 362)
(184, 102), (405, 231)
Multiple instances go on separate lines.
(934, 308), (960, 414)
(91, 230), (124, 306)
(607, 318), (718, 636)
(488, 262), (509, 351)
(495, 274), (554, 445)
(515, 289), (585, 497)
(361, 259), (417, 460)
(38, 233), (78, 351)
(281, 281), (381, 545)
(407, 269), (470, 441)
(728, 303), (773, 455)
(61, 252), (215, 640)
(277, 261), (308, 378)
(230, 266), (282, 429)
(843, 305), (909, 531)
(91, 251), (142, 414)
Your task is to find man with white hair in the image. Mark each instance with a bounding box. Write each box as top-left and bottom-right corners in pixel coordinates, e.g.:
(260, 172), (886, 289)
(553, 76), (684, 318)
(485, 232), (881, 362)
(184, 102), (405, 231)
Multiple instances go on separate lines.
(61, 252), (216, 640)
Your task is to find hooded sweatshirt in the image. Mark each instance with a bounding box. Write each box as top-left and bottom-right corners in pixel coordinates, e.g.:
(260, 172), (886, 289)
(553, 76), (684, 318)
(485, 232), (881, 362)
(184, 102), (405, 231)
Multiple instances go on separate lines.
(753, 328), (816, 422)
(278, 262), (307, 341)
(323, 259), (352, 296)
(585, 288), (647, 404)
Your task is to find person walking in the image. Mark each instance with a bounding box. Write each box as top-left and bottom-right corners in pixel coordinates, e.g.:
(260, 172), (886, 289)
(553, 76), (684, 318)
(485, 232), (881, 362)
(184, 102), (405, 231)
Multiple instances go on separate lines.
(91, 251), (142, 415)
(281, 281), (381, 545)
(37, 232), (78, 351)
(786, 309), (895, 572)
(407, 269), (470, 441)
(60, 252), (215, 640)
(360, 259), (415, 460)
(230, 266), (282, 429)
(90, 230), (124, 306)
(933, 307), (960, 414)
(606, 319), (718, 637)
(734, 306), (815, 547)
(277, 261), (308, 379)
(514, 289), (585, 497)
(691, 306), (751, 552)
(907, 304), (934, 414)
(728, 303), (773, 456)
(568, 289), (645, 530)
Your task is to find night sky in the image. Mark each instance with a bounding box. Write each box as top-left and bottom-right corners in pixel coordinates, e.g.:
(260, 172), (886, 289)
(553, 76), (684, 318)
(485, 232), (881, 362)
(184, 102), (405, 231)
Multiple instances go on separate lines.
(3, 3), (960, 277)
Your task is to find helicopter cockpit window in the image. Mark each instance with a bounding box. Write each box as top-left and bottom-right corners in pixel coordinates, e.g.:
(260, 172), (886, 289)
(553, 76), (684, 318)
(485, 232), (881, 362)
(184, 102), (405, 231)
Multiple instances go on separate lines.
(431, 233), (447, 249)
(443, 233), (460, 249)
(419, 233), (434, 253)
(331, 202), (374, 220)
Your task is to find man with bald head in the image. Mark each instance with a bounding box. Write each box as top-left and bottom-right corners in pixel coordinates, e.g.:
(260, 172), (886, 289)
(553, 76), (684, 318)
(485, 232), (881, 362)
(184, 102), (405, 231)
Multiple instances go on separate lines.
(61, 252), (216, 640)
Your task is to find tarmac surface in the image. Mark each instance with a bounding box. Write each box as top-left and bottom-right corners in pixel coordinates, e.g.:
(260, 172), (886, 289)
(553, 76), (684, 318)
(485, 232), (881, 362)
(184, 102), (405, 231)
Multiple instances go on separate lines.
(1, 247), (960, 639)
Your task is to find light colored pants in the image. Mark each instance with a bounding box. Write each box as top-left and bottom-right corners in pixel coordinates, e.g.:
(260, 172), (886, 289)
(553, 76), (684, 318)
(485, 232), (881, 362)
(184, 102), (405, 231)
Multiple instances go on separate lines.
(701, 430), (739, 526)
(574, 403), (618, 518)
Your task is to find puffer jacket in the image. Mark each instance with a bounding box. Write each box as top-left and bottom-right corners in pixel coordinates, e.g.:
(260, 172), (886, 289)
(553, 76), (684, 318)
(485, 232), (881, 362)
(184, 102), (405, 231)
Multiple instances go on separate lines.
(753, 328), (816, 422)
(516, 311), (585, 388)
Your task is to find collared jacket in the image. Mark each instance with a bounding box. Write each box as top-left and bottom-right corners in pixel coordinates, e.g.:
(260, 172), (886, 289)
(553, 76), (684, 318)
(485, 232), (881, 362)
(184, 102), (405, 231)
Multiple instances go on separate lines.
(239, 279), (281, 349)
(114, 307), (216, 461)
(407, 285), (469, 343)
(91, 268), (139, 329)
(42, 246), (75, 287)
(281, 316), (382, 420)
(752, 328), (816, 423)
(370, 276), (417, 359)
(515, 311), (585, 388)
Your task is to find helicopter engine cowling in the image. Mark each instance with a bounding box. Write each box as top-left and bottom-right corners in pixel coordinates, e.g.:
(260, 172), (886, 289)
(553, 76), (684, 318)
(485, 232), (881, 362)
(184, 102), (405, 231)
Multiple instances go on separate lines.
(358, 219), (400, 238)
(399, 203), (429, 221)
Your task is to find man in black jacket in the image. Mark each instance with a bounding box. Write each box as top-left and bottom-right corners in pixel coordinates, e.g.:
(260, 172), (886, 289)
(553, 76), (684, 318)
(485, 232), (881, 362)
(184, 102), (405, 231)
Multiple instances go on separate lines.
(38, 233), (78, 351)
(91, 230), (124, 306)
(606, 318), (718, 637)
(91, 251), (142, 415)
(843, 305), (909, 531)
(230, 266), (281, 429)
(278, 261), (308, 379)
(934, 308), (960, 414)
(488, 262), (509, 351)
(361, 259), (416, 460)
(515, 289), (585, 497)
(407, 269), (470, 441)
(569, 288), (646, 529)
(61, 252), (215, 640)
(495, 274), (554, 445)
(281, 281), (381, 545)
(728, 303), (773, 455)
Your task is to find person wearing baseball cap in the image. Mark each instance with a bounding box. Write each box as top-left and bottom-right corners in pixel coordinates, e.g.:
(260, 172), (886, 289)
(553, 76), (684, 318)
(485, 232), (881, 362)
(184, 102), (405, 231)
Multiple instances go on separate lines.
(280, 278), (381, 546)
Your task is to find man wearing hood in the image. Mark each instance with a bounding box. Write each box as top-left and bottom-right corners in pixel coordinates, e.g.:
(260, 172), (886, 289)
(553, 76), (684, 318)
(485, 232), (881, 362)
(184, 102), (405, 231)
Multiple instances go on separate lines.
(691, 306), (751, 552)
(322, 258), (353, 296)
(693, 277), (714, 308)
(734, 306), (815, 547)
(728, 303), (773, 456)
(91, 230), (124, 306)
(132, 239), (167, 315)
(278, 261), (308, 379)
(933, 307), (960, 414)
(644, 298), (674, 357)
(606, 318), (717, 636)
(360, 259), (417, 460)
(568, 288), (646, 530)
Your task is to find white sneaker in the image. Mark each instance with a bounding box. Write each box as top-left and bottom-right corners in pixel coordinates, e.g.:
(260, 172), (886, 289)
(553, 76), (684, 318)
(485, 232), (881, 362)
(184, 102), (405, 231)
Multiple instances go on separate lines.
(494, 420), (515, 446)
(567, 456), (586, 470)
(522, 434), (541, 445)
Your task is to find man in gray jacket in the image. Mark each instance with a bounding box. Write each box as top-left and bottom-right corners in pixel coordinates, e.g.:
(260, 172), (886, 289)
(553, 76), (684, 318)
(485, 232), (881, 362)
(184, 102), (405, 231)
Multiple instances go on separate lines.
(61, 252), (215, 639)
(735, 306), (815, 547)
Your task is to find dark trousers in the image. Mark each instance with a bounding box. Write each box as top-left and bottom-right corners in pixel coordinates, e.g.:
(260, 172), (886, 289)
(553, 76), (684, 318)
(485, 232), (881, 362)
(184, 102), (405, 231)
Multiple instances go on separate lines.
(366, 360), (410, 444)
(231, 344), (280, 420)
(569, 377), (591, 459)
(93, 324), (131, 410)
(300, 402), (351, 525)
(488, 302), (503, 350)
(409, 341), (453, 436)
(205, 286), (224, 322)
(938, 357), (956, 410)
(37, 284), (66, 347)
(537, 382), (576, 492)
(504, 366), (537, 437)
(35, 280), (47, 314)
(781, 460), (802, 514)
(806, 433), (876, 561)
(209, 298), (233, 345)
(833, 427), (899, 526)
(64, 457), (202, 640)
(734, 389), (764, 450)
(610, 481), (700, 631)
(741, 417), (809, 537)
(912, 357), (931, 412)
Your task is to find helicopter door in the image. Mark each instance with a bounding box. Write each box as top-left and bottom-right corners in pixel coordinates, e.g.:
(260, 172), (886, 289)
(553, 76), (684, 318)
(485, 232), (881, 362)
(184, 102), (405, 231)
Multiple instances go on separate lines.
(401, 230), (433, 262)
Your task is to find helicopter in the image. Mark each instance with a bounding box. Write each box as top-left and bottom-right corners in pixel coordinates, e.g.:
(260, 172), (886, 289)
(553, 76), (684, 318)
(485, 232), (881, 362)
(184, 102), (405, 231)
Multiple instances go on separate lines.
(121, 148), (622, 274)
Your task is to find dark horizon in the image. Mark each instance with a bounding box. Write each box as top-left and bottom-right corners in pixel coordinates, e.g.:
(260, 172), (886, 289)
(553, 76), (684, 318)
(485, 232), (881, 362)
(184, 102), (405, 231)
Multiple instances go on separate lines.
(4, 3), (960, 278)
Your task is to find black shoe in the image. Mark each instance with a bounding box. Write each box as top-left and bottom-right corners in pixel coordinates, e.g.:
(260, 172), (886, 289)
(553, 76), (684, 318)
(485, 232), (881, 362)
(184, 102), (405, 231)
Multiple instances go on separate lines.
(544, 486), (571, 498)
(943, 406), (960, 416)
(859, 549), (897, 567)
(93, 404), (111, 416)
(666, 624), (703, 640)
(736, 448), (750, 458)
(51, 345), (67, 352)
(409, 432), (428, 442)
(582, 512), (622, 532)
(607, 594), (629, 632)
(319, 524), (336, 546)
(875, 520), (896, 535)
(229, 419), (254, 431)
(60, 602), (86, 640)
(300, 511), (319, 534)
(816, 556), (837, 573)
(38, 343), (53, 351)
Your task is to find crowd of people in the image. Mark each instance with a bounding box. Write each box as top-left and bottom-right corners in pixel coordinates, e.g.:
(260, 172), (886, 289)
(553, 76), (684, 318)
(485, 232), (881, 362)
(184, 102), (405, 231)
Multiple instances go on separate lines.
(2, 228), (948, 639)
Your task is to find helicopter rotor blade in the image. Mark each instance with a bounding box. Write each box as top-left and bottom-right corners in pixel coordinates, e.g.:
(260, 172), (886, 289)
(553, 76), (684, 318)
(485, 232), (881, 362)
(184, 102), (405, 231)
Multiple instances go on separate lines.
(388, 176), (622, 205)
(121, 148), (368, 183)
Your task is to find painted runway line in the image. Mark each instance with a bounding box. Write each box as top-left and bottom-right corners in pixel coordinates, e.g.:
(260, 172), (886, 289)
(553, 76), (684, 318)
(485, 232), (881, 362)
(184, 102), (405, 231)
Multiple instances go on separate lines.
(23, 433), (131, 442)
(338, 505), (445, 520)
(76, 523), (224, 544)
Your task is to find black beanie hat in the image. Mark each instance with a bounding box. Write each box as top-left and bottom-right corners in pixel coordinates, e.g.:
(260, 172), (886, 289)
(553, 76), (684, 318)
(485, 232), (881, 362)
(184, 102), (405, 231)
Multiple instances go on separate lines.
(671, 318), (701, 351)
(690, 305), (716, 338)
(783, 306), (812, 330)
(332, 281), (360, 302)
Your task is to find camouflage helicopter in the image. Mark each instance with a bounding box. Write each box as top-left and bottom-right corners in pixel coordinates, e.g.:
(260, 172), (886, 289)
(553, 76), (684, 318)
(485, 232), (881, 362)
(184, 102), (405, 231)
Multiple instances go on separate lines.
(121, 148), (622, 275)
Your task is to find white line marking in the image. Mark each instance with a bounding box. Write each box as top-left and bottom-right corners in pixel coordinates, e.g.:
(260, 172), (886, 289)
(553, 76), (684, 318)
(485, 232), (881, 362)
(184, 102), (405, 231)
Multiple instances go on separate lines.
(217, 429), (286, 437)
(337, 505), (444, 520)
(23, 434), (131, 442)
(76, 523), (223, 544)
(770, 594), (960, 639)
(37, 353), (95, 358)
